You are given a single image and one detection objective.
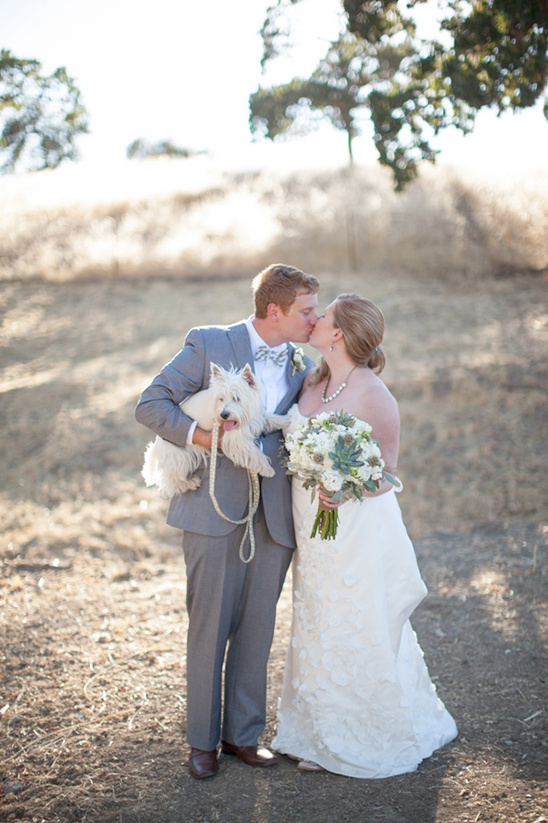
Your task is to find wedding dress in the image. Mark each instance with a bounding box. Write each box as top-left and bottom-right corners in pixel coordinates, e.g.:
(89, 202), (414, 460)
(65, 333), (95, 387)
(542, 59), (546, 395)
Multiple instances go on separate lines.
(272, 409), (457, 778)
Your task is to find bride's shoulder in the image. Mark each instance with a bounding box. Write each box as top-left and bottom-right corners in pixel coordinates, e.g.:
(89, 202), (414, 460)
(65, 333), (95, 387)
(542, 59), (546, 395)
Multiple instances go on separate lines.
(356, 373), (399, 419)
(357, 369), (393, 394)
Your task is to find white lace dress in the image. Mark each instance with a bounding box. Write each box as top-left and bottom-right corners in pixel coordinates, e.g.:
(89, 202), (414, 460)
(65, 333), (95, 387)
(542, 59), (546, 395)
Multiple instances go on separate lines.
(272, 411), (457, 778)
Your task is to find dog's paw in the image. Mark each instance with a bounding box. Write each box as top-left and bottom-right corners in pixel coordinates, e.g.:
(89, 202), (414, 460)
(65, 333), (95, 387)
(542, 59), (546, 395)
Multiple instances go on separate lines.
(264, 412), (289, 432)
(250, 453), (276, 478)
(182, 475), (202, 492)
(266, 405), (301, 435)
(172, 474), (202, 495)
(259, 463), (276, 478)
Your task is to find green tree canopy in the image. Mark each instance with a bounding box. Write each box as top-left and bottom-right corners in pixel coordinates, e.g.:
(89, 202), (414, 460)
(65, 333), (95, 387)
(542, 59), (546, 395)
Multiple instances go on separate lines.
(254, 0), (548, 188)
(345, 0), (548, 113)
(0, 49), (88, 174)
(251, 32), (433, 172)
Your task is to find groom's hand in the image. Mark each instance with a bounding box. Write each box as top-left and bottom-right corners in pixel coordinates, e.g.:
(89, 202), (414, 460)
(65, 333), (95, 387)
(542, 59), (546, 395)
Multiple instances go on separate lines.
(192, 426), (224, 450)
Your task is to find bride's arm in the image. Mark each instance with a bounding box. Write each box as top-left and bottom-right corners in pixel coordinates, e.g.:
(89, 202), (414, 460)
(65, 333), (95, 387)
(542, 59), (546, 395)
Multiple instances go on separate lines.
(358, 382), (400, 498)
(318, 382), (400, 510)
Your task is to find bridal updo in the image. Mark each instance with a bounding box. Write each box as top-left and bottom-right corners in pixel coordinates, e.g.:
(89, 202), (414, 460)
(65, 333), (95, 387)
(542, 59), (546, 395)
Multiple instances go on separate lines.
(334, 293), (386, 374)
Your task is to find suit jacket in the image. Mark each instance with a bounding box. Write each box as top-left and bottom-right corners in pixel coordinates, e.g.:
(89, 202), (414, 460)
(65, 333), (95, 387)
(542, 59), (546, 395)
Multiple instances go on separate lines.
(135, 321), (313, 548)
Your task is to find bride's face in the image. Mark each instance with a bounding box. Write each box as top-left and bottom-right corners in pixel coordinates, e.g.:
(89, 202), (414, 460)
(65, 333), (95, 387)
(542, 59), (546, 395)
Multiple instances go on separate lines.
(309, 301), (338, 351)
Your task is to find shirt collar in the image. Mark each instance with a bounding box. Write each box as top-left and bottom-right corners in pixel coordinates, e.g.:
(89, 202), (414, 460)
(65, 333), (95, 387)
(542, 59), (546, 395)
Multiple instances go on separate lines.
(246, 317), (288, 357)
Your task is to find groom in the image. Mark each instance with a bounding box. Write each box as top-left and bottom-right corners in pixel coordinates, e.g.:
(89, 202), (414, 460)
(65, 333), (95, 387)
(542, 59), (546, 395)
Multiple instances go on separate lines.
(135, 264), (319, 778)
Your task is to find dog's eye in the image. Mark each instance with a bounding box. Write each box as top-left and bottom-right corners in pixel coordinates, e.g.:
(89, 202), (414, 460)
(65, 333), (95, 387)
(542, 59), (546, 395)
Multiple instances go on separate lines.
(218, 395), (225, 402)
(233, 394), (240, 402)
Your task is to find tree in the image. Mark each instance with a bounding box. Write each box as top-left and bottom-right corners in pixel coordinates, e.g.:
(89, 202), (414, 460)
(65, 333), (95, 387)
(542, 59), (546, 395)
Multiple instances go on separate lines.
(0, 49), (88, 174)
(345, 0), (548, 114)
(255, 0), (548, 188)
(251, 33), (420, 167)
(430, 0), (548, 113)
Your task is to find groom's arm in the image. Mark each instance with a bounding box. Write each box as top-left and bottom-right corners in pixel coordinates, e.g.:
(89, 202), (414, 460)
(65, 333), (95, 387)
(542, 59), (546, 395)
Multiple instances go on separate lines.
(135, 328), (208, 447)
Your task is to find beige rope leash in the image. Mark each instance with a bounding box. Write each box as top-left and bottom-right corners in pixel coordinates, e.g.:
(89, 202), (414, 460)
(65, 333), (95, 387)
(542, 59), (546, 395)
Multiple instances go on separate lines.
(208, 419), (261, 563)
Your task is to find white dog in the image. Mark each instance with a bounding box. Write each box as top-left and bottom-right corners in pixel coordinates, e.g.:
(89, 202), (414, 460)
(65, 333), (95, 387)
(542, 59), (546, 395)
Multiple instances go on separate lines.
(142, 363), (284, 498)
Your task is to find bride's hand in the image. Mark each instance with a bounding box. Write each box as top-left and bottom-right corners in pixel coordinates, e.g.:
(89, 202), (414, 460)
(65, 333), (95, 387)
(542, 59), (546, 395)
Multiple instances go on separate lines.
(318, 488), (347, 511)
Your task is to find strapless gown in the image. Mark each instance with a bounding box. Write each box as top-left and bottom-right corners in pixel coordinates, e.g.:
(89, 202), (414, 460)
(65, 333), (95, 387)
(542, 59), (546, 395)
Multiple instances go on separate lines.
(272, 410), (457, 778)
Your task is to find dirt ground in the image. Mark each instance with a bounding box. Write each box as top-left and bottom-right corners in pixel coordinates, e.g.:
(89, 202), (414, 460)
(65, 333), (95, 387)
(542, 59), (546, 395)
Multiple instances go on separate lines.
(1, 271), (547, 823)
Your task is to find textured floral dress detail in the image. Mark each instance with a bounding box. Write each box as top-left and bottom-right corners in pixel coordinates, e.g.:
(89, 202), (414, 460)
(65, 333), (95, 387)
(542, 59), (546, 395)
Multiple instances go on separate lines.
(272, 410), (457, 778)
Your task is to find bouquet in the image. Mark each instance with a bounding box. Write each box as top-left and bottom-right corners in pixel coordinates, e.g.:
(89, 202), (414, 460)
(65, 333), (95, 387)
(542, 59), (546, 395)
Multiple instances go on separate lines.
(284, 410), (396, 540)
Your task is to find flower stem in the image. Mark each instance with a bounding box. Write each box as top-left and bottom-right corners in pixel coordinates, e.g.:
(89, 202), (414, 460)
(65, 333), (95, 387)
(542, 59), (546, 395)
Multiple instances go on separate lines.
(310, 507), (339, 541)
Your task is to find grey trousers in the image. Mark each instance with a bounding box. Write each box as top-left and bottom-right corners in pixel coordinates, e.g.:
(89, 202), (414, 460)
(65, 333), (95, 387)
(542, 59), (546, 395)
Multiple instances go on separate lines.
(182, 503), (293, 751)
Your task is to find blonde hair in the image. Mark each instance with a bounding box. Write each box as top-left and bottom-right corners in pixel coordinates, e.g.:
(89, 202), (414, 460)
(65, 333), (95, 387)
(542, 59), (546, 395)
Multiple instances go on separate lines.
(311, 293), (386, 385)
(252, 263), (319, 318)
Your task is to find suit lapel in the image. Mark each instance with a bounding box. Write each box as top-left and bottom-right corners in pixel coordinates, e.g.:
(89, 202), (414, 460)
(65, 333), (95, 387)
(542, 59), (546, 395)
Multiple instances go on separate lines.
(227, 322), (254, 370)
(276, 345), (305, 413)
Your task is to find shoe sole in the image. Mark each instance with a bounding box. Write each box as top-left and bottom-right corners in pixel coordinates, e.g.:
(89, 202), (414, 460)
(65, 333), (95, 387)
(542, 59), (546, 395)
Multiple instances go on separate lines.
(189, 766), (218, 779)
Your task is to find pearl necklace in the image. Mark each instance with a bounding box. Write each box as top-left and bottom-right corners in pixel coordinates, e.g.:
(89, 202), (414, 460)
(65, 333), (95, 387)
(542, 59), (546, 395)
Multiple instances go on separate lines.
(321, 366), (356, 404)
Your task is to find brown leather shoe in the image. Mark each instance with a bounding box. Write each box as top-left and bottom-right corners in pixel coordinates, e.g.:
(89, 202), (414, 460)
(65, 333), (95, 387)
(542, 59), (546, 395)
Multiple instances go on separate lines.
(189, 747), (219, 779)
(221, 740), (278, 767)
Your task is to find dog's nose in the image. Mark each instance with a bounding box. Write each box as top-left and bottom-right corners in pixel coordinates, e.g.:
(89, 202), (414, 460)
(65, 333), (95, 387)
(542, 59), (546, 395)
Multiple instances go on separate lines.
(220, 411), (230, 419)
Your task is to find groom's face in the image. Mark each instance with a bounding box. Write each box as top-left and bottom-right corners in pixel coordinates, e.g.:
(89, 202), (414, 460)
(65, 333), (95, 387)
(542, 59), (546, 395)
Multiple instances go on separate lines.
(277, 291), (318, 343)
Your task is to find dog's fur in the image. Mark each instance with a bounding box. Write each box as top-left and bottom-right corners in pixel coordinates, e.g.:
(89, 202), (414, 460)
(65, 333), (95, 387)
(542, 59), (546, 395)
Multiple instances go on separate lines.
(142, 363), (286, 498)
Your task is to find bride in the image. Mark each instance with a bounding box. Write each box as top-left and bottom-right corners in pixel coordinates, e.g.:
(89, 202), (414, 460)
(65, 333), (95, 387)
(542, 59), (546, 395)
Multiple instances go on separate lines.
(272, 293), (458, 778)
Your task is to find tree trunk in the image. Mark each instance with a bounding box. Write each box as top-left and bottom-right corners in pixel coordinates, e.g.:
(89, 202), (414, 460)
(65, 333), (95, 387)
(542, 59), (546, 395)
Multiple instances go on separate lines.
(346, 127), (354, 165)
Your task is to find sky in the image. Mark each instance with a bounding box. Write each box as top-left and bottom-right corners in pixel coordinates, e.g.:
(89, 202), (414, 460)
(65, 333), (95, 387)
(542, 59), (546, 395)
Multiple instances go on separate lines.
(2, 0), (548, 177)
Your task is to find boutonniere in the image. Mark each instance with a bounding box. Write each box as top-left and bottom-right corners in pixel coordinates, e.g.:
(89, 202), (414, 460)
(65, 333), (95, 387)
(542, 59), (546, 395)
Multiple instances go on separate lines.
(291, 347), (306, 376)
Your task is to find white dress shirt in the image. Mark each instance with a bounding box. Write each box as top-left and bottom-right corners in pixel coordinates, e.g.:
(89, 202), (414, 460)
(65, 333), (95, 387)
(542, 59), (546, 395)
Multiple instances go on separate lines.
(245, 317), (290, 414)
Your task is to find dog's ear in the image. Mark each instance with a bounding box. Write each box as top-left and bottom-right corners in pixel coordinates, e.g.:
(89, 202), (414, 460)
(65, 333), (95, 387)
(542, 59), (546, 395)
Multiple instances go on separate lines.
(241, 363), (257, 388)
(210, 363), (223, 380)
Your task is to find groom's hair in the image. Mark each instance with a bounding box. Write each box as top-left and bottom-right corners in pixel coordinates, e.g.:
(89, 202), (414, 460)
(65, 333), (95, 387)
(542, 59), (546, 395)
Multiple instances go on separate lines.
(252, 263), (319, 318)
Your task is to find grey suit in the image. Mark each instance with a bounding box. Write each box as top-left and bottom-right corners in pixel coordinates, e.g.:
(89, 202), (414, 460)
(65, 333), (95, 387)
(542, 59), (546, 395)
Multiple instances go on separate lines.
(135, 320), (312, 750)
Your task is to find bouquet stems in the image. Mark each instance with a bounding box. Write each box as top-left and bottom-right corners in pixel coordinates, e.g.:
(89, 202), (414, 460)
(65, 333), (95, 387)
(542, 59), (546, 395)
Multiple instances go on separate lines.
(311, 506), (340, 540)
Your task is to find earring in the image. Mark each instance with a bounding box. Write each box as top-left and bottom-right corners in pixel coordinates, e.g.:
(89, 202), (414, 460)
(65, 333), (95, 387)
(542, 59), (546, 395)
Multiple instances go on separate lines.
(329, 345), (334, 352)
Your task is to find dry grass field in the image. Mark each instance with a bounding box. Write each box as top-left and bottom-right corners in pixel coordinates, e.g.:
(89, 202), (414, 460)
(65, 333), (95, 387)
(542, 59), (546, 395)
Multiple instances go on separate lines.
(1, 159), (547, 283)
(1, 161), (548, 822)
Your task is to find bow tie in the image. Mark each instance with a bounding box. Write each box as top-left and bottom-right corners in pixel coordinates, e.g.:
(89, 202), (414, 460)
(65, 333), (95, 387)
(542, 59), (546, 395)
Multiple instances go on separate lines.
(255, 345), (287, 367)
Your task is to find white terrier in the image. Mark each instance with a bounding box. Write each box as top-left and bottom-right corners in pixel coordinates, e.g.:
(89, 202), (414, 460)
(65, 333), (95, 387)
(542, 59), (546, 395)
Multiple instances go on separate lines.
(142, 363), (283, 498)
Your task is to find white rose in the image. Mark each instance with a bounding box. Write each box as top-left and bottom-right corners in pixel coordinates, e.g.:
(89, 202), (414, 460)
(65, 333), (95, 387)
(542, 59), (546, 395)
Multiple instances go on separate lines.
(322, 472), (344, 493)
(354, 420), (372, 435)
(356, 464), (372, 483)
